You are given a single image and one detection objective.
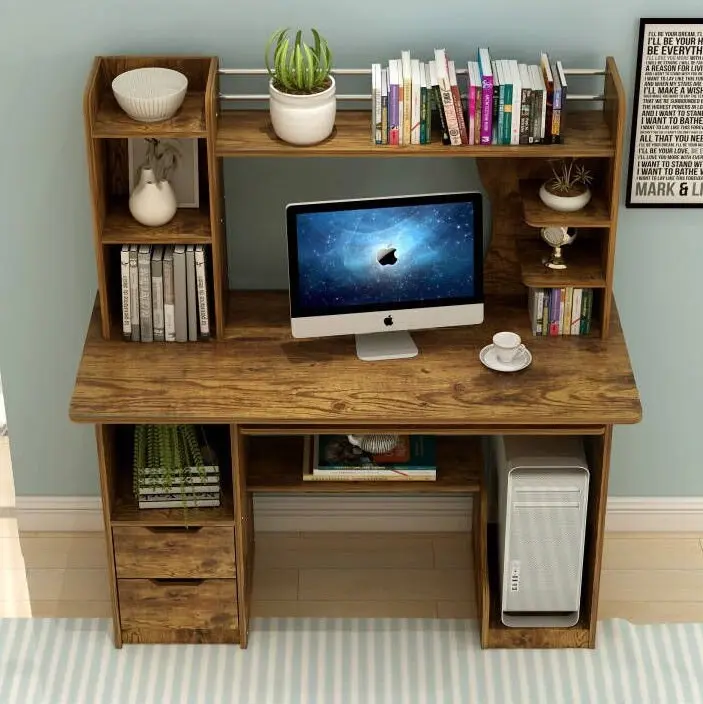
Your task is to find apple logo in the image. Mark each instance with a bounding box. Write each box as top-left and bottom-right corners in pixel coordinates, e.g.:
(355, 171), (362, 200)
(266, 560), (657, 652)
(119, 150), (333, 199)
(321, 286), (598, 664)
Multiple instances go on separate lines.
(383, 315), (394, 327)
(377, 246), (398, 266)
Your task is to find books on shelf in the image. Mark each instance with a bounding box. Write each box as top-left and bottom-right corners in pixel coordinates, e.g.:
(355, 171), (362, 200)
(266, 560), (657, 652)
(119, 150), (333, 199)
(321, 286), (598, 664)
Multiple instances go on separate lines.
(120, 244), (211, 343)
(528, 287), (594, 336)
(370, 48), (569, 147)
(305, 434), (437, 481)
(137, 465), (220, 509)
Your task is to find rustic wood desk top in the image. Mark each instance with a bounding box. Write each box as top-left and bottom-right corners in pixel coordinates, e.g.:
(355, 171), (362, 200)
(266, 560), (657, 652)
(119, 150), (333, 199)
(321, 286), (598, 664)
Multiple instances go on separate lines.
(69, 291), (641, 427)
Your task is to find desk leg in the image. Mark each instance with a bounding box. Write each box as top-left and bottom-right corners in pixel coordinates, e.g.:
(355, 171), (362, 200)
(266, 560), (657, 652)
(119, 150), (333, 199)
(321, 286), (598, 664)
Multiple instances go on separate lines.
(472, 488), (489, 648)
(232, 425), (252, 648)
(95, 424), (122, 648)
(585, 425), (613, 647)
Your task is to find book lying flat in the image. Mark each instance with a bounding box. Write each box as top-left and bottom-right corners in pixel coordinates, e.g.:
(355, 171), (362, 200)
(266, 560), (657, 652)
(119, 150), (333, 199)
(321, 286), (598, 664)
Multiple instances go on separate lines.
(314, 434), (436, 470)
(138, 498), (221, 509)
(304, 467), (436, 481)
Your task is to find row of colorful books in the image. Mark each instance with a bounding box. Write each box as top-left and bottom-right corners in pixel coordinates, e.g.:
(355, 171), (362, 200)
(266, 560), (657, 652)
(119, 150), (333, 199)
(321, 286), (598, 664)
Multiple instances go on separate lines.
(303, 435), (437, 481)
(370, 48), (567, 147)
(120, 244), (210, 342)
(528, 287), (595, 336)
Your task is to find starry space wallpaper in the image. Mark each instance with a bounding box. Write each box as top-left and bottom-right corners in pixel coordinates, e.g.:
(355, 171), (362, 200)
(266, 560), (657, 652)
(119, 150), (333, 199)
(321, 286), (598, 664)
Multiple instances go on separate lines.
(293, 201), (477, 313)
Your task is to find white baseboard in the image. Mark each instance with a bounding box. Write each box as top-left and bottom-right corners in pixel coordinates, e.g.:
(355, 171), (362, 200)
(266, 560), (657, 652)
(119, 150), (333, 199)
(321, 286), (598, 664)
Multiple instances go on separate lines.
(13, 495), (703, 533)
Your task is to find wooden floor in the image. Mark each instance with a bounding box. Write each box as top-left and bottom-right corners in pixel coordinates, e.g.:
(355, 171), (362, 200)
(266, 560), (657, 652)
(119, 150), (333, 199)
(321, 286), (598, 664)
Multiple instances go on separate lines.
(3, 437), (703, 623)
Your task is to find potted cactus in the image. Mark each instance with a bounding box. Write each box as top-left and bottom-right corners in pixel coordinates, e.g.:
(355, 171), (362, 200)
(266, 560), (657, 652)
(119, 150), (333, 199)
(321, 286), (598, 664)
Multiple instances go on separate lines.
(265, 27), (336, 145)
(539, 158), (594, 212)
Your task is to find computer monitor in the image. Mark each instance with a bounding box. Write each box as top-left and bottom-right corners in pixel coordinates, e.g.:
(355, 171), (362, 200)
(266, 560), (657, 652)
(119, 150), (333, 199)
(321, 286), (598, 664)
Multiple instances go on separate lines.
(286, 192), (484, 361)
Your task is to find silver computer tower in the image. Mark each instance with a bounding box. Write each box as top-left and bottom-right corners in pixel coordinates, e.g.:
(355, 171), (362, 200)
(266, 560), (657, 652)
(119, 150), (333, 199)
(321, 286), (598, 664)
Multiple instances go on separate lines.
(493, 435), (590, 628)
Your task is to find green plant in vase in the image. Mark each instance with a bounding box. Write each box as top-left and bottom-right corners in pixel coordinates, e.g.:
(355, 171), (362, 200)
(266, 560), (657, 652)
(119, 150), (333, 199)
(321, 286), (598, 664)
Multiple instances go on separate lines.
(539, 158), (594, 213)
(133, 424), (219, 515)
(264, 27), (336, 145)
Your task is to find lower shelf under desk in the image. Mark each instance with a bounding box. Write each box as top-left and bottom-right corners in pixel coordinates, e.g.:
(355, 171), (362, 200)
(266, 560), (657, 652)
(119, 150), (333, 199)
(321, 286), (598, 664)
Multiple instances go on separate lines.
(245, 435), (482, 493)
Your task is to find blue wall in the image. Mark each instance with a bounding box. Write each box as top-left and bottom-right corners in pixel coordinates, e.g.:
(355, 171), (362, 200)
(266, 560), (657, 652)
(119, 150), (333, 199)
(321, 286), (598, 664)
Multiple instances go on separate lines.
(0, 1), (700, 496)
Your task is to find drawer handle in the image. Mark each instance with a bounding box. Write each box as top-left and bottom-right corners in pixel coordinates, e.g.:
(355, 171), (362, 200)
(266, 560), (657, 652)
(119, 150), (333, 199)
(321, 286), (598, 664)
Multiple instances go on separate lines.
(145, 527), (203, 534)
(149, 578), (205, 587)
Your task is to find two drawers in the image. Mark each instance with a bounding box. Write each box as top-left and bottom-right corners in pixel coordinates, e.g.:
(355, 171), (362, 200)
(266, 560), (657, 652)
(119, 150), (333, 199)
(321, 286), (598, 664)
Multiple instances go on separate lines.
(113, 526), (238, 644)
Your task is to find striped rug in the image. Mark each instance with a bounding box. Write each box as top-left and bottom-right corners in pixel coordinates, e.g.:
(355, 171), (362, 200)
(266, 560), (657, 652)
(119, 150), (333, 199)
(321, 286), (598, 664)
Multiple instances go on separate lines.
(0, 617), (701, 703)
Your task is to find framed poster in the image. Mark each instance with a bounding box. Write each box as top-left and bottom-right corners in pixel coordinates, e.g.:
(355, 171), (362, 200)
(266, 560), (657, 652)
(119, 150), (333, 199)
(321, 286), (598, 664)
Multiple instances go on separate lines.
(626, 18), (703, 207)
(128, 138), (199, 208)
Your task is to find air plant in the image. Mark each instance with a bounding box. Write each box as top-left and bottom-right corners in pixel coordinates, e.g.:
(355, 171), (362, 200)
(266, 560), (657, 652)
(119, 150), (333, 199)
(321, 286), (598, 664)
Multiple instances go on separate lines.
(265, 28), (333, 94)
(137, 138), (181, 183)
(545, 158), (594, 196)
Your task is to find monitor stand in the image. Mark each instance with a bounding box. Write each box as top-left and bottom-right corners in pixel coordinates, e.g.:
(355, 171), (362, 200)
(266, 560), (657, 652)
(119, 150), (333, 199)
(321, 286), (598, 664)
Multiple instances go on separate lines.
(355, 331), (419, 361)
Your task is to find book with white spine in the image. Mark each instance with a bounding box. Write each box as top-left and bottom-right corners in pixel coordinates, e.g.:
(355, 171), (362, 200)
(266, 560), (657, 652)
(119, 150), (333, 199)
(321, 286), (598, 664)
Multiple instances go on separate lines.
(173, 245), (188, 342)
(162, 246), (176, 342)
(509, 59), (522, 145)
(120, 245), (131, 339)
(137, 245), (153, 342)
(372, 63), (382, 144)
(128, 245), (140, 341)
(185, 245), (197, 342)
(410, 59), (422, 144)
(401, 50), (412, 145)
(151, 245), (165, 342)
(194, 244), (210, 339)
(434, 49), (461, 146)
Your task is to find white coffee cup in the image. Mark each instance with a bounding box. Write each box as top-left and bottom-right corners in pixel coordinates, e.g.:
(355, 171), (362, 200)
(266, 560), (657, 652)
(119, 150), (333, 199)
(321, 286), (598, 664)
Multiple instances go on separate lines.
(492, 331), (526, 364)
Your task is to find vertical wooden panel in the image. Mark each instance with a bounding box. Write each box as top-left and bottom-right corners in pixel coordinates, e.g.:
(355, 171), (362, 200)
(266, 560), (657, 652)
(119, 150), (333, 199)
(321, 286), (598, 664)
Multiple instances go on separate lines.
(473, 488), (489, 647)
(95, 425), (122, 647)
(205, 58), (228, 339)
(583, 426), (613, 646)
(83, 57), (110, 339)
(231, 425), (250, 647)
(601, 57), (626, 337)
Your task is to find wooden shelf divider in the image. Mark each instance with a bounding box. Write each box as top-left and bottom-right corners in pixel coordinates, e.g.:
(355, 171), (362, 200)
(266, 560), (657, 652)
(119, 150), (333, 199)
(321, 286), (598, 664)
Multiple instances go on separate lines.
(519, 180), (612, 228)
(92, 92), (207, 138)
(245, 435), (483, 493)
(518, 238), (606, 289)
(102, 202), (212, 245)
(217, 110), (616, 158)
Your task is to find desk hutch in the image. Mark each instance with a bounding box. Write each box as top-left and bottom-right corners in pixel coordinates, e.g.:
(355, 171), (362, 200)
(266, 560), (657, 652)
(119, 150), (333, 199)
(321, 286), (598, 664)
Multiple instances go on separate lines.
(71, 54), (641, 650)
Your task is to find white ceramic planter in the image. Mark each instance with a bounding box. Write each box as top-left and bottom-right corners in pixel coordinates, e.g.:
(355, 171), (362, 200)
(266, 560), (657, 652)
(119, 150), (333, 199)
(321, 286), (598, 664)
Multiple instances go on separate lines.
(269, 77), (336, 146)
(539, 183), (592, 212)
(129, 168), (177, 226)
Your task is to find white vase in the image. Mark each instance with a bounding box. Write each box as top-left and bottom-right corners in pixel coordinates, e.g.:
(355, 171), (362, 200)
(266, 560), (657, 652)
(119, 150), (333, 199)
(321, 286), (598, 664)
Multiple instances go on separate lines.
(539, 183), (592, 213)
(269, 77), (336, 146)
(129, 168), (177, 226)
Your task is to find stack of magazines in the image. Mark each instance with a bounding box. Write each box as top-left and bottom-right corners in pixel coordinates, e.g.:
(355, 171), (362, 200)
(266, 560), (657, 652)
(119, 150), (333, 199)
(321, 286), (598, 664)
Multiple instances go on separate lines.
(304, 435), (437, 481)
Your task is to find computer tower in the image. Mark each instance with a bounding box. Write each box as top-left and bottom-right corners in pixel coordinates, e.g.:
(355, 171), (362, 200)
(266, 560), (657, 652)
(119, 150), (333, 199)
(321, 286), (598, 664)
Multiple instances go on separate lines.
(493, 435), (590, 628)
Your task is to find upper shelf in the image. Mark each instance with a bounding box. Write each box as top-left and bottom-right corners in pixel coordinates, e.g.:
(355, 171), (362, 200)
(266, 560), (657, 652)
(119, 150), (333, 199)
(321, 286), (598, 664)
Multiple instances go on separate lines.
(102, 200), (211, 245)
(216, 110), (616, 158)
(92, 92), (207, 138)
(84, 56), (216, 140)
(520, 181), (612, 228)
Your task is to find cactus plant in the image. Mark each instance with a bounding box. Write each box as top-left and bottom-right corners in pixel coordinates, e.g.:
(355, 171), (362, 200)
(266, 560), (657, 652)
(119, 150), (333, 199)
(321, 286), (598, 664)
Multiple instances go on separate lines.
(265, 28), (333, 94)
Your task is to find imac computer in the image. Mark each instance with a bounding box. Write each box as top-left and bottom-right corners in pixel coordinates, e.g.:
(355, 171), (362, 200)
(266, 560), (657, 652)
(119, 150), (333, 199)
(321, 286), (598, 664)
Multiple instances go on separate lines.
(285, 192), (484, 361)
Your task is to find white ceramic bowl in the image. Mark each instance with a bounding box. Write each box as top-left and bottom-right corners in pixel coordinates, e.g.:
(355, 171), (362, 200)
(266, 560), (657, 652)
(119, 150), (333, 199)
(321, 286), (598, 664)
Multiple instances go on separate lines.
(111, 67), (188, 122)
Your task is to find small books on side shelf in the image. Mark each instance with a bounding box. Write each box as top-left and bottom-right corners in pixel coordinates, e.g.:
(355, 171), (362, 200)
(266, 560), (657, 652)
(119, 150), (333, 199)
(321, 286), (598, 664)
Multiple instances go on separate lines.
(304, 435), (437, 481)
(371, 48), (567, 147)
(137, 466), (221, 509)
(120, 244), (210, 342)
(529, 287), (594, 336)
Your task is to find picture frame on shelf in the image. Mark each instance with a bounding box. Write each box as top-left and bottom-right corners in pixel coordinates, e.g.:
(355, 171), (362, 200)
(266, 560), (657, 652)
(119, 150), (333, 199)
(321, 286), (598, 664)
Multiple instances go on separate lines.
(626, 18), (703, 208)
(128, 137), (199, 208)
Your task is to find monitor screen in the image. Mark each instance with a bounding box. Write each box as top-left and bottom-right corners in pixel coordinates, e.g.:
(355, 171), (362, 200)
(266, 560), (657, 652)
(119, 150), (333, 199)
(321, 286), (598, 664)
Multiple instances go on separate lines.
(287, 192), (483, 318)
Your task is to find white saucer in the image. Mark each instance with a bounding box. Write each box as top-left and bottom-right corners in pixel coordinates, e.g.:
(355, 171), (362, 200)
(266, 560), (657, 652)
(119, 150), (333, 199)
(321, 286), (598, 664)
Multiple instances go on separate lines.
(479, 344), (532, 372)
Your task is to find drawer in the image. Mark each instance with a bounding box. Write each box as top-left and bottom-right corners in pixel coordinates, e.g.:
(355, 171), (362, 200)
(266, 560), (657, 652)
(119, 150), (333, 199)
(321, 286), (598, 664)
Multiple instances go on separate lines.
(118, 578), (238, 644)
(113, 526), (235, 579)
